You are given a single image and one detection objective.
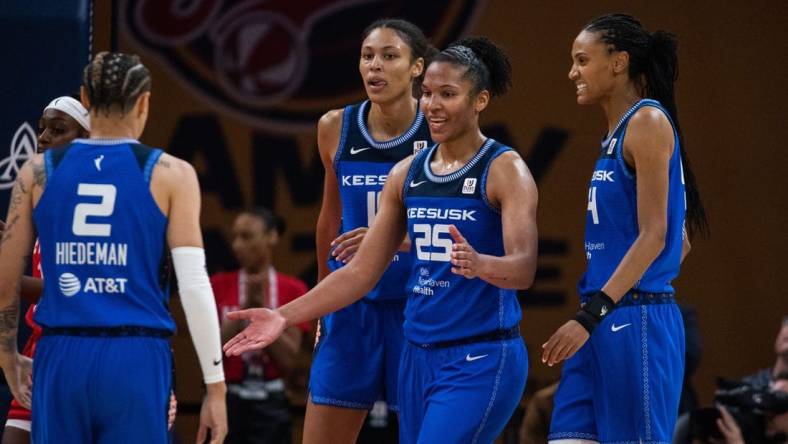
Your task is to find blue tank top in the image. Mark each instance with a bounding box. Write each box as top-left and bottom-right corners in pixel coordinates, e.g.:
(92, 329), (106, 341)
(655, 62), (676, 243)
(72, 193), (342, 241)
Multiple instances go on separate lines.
(33, 139), (174, 331)
(330, 100), (432, 300)
(402, 139), (522, 344)
(579, 99), (686, 296)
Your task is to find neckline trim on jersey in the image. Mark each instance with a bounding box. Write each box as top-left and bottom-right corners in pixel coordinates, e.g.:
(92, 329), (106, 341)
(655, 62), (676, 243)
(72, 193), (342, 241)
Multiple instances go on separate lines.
(357, 100), (425, 150)
(423, 138), (494, 183)
(602, 98), (658, 146)
(74, 138), (140, 145)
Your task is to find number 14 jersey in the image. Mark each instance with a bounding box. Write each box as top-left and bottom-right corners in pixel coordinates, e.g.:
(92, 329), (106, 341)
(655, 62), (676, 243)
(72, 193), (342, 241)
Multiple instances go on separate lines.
(33, 139), (174, 332)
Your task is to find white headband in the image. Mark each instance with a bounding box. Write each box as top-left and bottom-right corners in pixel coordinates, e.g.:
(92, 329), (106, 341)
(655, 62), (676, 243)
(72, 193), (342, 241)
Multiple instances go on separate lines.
(43, 96), (90, 131)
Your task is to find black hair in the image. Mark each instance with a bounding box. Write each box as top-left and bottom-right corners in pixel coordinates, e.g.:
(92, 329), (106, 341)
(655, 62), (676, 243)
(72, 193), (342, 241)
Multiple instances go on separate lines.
(585, 13), (708, 239)
(241, 207), (285, 235)
(83, 51), (152, 116)
(432, 36), (512, 98)
(362, 18), (437, 97)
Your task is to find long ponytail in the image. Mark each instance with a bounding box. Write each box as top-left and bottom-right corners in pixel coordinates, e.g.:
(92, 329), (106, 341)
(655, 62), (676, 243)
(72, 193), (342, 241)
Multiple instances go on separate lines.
(586, 14), (709, 238)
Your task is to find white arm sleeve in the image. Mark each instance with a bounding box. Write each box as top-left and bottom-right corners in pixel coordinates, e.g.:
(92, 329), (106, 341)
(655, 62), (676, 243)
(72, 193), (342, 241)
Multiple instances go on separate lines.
(171, 246), (225, 384)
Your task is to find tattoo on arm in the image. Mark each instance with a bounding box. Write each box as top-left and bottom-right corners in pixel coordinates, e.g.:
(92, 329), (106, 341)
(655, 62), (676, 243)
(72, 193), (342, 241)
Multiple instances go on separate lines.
(0, 300), (19, 354)
(156, 159), (171, 168)
(32, 158), (46, 188)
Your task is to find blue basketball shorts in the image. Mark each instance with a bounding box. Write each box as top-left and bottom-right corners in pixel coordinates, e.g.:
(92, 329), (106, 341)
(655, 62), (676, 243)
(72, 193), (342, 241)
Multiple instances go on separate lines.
(398, 336), (527, 444)
(32, 334), (172, 444)
(549, 295), (685, 444)
(309, 298), (405, 410)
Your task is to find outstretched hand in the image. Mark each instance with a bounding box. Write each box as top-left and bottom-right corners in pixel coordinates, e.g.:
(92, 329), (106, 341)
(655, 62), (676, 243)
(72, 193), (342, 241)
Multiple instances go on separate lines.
(222, 308), (287, 356)
(449, 225), (484, 279)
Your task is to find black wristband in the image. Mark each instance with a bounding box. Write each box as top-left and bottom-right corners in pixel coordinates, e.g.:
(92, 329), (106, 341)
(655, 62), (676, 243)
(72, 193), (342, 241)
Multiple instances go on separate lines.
(573, 291), (616, 334)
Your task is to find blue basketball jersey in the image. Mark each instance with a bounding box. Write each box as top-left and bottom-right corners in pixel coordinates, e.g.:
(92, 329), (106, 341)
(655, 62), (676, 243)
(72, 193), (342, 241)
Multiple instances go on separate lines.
(331, 100), (432, 300)
(33, 139), (174, 331)
(579, 99), (686, 296)
(402, 139), (522, 344)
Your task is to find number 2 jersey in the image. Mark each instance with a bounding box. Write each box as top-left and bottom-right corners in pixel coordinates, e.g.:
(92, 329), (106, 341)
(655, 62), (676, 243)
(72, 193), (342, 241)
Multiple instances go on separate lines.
(579, 99), (686, 296)
(33, 139), (174, 332)
(330, 100), (432, 300)
(402, 139), (522, 344)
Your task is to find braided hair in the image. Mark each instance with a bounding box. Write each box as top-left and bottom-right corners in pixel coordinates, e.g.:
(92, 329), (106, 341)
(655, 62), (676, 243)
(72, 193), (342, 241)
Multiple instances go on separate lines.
(432, 36), (512, 98)
(585, 14), (708, 238)
(83, 52), (152, 116)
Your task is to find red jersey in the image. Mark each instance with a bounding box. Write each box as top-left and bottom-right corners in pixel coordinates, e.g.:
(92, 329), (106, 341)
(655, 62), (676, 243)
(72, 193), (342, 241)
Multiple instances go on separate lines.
(211, 268), (310, 383)
(7, 241), (43, 422)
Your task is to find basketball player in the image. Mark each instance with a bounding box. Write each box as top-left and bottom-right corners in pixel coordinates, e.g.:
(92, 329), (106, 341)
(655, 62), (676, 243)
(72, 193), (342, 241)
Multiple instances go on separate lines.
(225, 37), (538, 443)
(541, 14), (708, 443)
(1, 96), (178, 444)
(308, 19), (433, 443)
(0, 52), (227, 443)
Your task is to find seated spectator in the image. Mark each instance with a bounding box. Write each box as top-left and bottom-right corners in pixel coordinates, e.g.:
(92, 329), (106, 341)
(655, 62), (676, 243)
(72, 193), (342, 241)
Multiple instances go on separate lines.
(744, 317), (788, 389)
(211, 207), (310, 444)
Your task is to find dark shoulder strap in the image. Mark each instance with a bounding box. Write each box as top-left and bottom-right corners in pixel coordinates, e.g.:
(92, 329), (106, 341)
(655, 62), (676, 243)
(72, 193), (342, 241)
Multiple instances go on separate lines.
(130, 143), (164, 184)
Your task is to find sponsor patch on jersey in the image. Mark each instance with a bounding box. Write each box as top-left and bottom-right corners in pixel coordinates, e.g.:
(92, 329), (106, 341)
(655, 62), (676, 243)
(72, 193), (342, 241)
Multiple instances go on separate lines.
(413, 140), (428, 153)
(607, 137), (618, 155)
(462, 177), (477, 194)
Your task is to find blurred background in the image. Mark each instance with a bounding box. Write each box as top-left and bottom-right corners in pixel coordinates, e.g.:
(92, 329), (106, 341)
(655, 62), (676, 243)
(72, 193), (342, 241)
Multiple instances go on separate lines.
(1, 0), (786, 442)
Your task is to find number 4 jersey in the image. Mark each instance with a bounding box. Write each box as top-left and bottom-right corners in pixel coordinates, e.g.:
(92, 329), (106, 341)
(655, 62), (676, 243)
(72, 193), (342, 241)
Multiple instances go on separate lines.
(331, 100), (432, 300)
(33, 139), (174, 331)
(579, 99), (686, 296)
(402, 139), (522, 344)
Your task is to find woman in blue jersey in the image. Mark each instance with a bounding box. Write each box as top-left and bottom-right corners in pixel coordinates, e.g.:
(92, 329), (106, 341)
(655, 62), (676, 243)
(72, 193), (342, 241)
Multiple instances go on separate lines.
(308, 18), (434, 443)
(226, 37), (538, 443)
(541, 14), (708, 444)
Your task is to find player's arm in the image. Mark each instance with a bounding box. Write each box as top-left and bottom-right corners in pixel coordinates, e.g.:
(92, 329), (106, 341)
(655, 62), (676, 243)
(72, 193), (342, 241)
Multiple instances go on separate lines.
(0, 222), (40, 303)
(159, 155), (227, 444)
(599, 107), (673, 300)
(223, 157), (413, 355)
(315, 110), (343, 281)
(449, 151), (538, 289)
(0, 157), (39, 408)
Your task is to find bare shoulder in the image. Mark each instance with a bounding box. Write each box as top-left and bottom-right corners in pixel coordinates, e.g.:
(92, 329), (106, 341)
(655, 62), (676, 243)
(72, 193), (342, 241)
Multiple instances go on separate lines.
(385, 155), (417, 195)
(490, 150), (532, 181)
(627, 107), (673, 143)
(317, 108), (344, 159)
(318, 108), (344, 133)
(152, 153), (198, 187)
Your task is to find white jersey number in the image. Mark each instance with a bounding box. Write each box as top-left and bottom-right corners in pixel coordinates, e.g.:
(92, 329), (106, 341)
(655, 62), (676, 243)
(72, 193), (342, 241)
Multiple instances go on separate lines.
(413, 223), (452, 262)
(366, 191), (381, 226)
(587, 186), (599, 225)
(72, 184), (117, 237)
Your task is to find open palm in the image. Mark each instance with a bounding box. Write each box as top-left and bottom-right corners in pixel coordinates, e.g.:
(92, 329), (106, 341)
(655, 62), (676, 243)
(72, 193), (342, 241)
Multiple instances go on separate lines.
(222, 308), (286, 356)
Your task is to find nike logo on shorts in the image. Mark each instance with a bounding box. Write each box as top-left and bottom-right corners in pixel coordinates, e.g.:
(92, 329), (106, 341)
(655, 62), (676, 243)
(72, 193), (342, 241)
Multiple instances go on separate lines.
(611, 323), (631, 332)
(465, 353), (488, 362)
(349, 146), (372, 155)
(213, 358), (222, 366)
(409, 180), (427, 188)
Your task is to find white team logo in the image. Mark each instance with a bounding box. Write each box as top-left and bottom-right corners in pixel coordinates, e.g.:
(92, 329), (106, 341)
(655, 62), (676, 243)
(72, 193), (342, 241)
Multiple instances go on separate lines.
(349, 146), (372, 155)
(462, 178), (477, 194)
(600, 306), (608, 316)
(94, 155), (105, 171)
(0, 122), (37, 190)
(607, 138), (618, 155)
(59, 273), (81, 297)
(413, 140), (428, 153)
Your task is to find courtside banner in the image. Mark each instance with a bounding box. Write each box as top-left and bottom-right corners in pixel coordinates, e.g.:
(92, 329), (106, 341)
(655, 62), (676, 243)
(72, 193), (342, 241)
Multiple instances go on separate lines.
(0, 0), (91, 216)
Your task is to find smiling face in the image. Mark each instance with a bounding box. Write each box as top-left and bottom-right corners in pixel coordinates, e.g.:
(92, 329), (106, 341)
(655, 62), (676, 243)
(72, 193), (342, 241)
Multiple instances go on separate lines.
(37, 109), (87, 152)
(568, 30), (624, 106)
(359, 27), (422, 103)
(419, 61), (488, 143)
